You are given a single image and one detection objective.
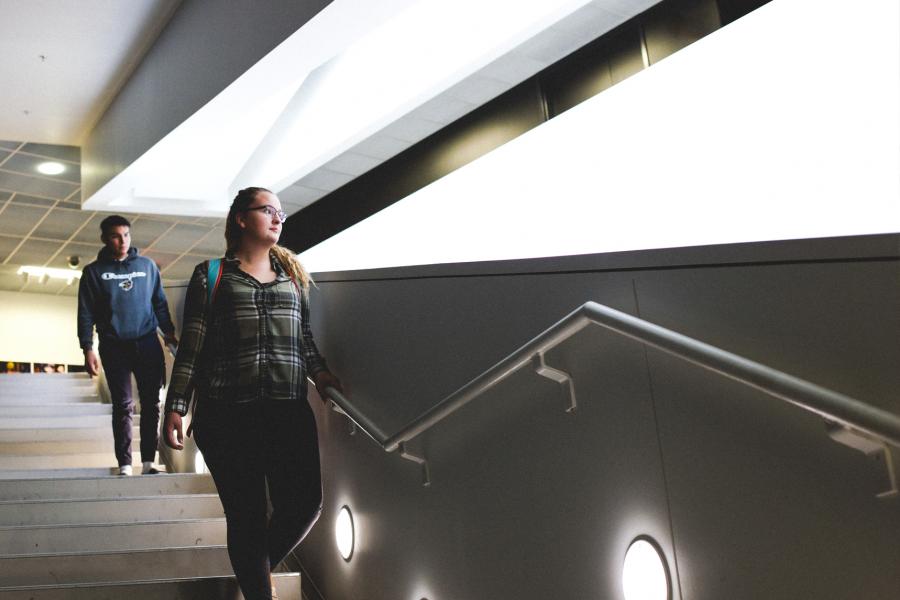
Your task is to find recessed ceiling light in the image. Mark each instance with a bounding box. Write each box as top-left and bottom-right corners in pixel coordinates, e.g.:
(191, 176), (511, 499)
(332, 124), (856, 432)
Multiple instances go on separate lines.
(37, 161), (65, 175)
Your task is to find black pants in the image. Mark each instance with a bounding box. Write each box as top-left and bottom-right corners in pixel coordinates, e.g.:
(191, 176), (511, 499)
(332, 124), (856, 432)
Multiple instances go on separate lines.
(99, 332), (164, 467)
(193, 397), (323, 600)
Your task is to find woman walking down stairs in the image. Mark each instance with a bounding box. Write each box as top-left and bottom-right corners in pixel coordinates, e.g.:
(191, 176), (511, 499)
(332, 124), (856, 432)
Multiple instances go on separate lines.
(0, 372), (303, 599)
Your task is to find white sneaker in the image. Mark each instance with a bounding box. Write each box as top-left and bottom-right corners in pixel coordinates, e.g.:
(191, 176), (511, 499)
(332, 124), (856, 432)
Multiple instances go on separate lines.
(142, 462), (160, 475)
(117, 465), (133, 476)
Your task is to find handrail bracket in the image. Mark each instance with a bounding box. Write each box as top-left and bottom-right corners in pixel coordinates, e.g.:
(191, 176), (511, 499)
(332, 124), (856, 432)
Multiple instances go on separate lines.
(533, 351), (577, 413)
(827, 421), (898, 500)
(399, 441), (431, 488)
(330, 400), (358, 436)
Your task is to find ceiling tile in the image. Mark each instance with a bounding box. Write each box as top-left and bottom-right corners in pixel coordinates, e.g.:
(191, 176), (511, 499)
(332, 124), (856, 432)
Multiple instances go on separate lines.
(279, 184), (325, 209)
(326, 152), (383, 177)
(0, 149), (10, 164)
(163, 254), (207, 281)
(0, 141), (21, 151)
(148, 223), (212, 254)
(299, 168), (356, 192)
(57, 199), (82, 209)
(136, 212), (181, 223)
(45, 242), (99, 269)
(0, 236), (21, 263)
(0, 191), (11, 203)
(189, 227), (225, 255)
(407, 96), (476, 125)
(7, 239), (61, 266)
(31, 208), (92, 241)
(353, 135), (412, 161)
(2, 153), (80, 184)
(130, 218), (176, 249)
(380, 117), (443, 144)
(142, 250), (182, 272)
(447, 75), (511, 105)
(479, 51), (548, 84)
(0, 170), (78, 200)
(192, 217), (225, 227)
(71, 213), (107, 244)
(0, 204), (48, 236)
(9, 193), (56, 208)
(20, 143), (80, 163)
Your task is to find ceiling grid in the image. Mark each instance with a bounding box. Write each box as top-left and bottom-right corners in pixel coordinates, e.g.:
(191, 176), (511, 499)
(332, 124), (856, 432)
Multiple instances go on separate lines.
(0, 140), (225, 296)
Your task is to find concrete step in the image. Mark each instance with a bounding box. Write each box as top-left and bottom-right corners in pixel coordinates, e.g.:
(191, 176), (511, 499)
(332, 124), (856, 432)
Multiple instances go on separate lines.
(0, 451), (160, 471)
(0, 572), (302, 600)
(0, 414), (141, 429)
(0, 373), (90, 381)
(0, 466), (158, 480)
(0, 382), (96, 393)
(0, 473), (216, 501)
(0, 494), (221, 527)
(0, 385), (94, 394)
(0, 518), (226, 556)
(0, 546), (233, 587)
(0, 393), (100, 405)
(0, 424), (140, 443)
(0, 404), (111, 417)
(0, 438), (140, 456)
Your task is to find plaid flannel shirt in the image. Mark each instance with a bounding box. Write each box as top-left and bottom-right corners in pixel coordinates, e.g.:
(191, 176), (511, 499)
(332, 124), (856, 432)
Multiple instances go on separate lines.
(165, 256), (327, 416)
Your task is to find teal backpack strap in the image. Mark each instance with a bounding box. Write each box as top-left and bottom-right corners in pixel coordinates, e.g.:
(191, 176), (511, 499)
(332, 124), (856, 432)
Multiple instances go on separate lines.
(206, 258), (224, 304)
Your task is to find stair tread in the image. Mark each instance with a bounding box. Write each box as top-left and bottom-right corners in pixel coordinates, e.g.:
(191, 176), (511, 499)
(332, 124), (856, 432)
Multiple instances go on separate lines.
(0, 572), (302, 600)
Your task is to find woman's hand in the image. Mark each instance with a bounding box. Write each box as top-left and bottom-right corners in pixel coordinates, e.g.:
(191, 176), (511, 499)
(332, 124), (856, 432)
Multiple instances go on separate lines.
(314, 371), (343, 402)
(163, 411), (185, 450)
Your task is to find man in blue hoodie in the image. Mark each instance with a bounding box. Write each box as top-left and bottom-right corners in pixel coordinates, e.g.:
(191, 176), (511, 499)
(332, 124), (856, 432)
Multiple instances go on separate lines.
(78, 215), (178, 476)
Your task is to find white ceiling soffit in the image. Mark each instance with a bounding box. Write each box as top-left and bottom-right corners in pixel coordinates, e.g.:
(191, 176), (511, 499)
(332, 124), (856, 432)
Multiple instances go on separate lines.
(83, 0), (658, 218)
(0, 0), (180, 145)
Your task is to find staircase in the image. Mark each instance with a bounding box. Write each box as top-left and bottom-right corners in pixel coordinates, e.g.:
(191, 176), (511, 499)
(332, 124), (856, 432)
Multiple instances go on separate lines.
(0, 372), (303, 599)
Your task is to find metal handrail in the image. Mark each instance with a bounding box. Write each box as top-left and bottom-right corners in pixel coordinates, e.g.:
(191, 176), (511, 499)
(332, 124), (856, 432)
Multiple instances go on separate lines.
(319, 301), (900, 456)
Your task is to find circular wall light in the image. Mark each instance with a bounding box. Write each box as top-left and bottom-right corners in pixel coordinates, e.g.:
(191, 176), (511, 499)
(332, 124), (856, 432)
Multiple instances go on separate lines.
(36, 161), (65, 175)
(622, 537), (670, 600)
(335, 505), (355, 561)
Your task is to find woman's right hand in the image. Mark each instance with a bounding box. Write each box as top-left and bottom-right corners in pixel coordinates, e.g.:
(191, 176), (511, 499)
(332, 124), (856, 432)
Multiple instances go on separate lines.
(164, 411), (184, 450)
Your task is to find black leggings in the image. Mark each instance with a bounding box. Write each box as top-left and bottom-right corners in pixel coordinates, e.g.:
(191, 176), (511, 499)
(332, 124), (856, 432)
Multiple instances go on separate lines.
(194, 398), (323, 600)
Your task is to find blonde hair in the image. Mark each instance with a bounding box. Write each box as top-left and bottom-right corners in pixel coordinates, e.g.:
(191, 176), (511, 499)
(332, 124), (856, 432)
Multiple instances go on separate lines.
(224, 187), (312, 290)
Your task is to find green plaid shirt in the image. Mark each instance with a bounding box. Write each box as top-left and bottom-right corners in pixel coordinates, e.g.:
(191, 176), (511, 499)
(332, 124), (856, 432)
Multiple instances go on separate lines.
(165, 256), (327, 416)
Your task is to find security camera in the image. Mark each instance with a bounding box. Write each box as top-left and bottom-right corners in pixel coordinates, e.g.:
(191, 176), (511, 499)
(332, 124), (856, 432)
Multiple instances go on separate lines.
(67, 255), (80, 269)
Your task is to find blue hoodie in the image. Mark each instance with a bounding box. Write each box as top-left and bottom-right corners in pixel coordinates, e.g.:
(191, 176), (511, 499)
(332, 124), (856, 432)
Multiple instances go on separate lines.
(77, 246), (175, 350)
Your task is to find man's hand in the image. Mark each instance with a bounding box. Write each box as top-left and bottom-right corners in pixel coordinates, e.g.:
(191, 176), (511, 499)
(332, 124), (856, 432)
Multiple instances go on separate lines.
(83, 349), (101, 377)
(163, 411), (184, 450)
(313, 371), (343, 402)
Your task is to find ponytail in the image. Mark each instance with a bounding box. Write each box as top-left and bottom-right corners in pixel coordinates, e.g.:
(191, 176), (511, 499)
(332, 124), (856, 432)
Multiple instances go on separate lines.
(270, 244), (313, 291)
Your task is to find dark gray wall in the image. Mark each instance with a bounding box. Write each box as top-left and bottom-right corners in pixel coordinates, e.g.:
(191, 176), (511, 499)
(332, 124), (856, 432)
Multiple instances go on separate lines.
(295, 234), (899, 600)
(82, 0), (332, 201)
(160, 235), (900, 598)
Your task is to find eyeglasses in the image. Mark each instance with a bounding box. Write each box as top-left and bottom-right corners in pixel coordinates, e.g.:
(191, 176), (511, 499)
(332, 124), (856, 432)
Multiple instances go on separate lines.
(243, 205), (287, 222)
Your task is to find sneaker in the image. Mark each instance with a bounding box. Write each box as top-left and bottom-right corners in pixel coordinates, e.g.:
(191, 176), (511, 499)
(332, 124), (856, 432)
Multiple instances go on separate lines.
(142, 462), (160, 475)
(117, 465), (133, 476)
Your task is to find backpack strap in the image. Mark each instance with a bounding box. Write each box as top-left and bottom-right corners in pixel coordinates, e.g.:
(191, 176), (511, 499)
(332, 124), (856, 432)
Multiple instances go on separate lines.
(206, 258), (224, 304)
(188, 258), (224, 439)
